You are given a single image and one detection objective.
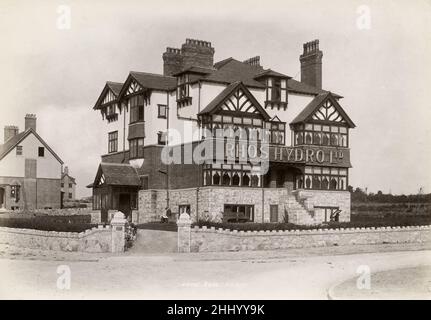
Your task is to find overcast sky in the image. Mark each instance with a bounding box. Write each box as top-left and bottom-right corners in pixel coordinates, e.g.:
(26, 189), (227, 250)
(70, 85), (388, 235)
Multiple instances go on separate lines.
(0, 0), (430, 198)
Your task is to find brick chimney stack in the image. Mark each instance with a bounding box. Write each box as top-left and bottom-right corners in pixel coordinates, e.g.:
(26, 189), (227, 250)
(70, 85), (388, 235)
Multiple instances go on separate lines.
(162, 38), (215, 76)
(243, 56), (263, 69)
(300, 39), (323, 89)
(4, 125), (19, 143)
(25, 114), (37, 132)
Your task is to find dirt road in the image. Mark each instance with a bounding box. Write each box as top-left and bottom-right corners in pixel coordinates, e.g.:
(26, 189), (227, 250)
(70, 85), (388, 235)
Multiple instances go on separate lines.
(0, 243), (430, 299)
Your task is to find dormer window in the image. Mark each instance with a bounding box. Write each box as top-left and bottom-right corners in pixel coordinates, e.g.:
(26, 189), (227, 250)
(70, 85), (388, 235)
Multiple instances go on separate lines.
(177, 74), (192, 107)
(104, 103), (118, 122)
(265, 78), (287, 110)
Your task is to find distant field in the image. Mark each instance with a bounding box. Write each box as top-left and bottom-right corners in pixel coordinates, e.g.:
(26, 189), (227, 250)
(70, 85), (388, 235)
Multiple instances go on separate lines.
(352, 202), (431, 216)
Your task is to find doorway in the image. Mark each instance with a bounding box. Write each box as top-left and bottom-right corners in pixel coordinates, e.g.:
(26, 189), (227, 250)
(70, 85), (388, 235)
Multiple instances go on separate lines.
(119, 193), (131, 219)
(0, 187), (5, 209)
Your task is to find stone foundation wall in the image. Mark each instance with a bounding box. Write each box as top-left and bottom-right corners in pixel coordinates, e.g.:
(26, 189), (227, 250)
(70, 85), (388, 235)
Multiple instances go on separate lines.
(184, 225), (431, 252)
(137, 187), (291, 223)
(294, 189), (351, 222)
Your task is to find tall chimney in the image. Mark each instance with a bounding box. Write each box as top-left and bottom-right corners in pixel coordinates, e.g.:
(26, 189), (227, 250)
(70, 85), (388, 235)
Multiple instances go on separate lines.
(300, 39), (323, 89)
(4, 125), (19, 143)
(243, 56), (263, 69)
(64, 166), (69, 175)
(181, 39), (215, 70)
(25, 114), (36, 132)
(162, 47), (183, 76)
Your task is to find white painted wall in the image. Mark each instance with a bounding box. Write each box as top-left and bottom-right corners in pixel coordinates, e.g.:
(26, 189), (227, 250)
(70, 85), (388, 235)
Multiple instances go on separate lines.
(144, 91), (168, 146)
(0, 133), (62, 179)
(99, 104), (129, 155)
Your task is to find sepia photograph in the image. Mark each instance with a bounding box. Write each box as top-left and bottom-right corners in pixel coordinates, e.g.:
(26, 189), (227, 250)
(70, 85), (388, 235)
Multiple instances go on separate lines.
(0, 0), (430, 306)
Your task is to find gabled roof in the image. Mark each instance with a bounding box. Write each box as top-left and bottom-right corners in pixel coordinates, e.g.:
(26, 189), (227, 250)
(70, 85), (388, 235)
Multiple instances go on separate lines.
(254, 69), (291, 79)
(290, 92), (355, 128)
(198, 81), (270, 120)
(202, 59), (266, 88)
(0, 128), (64, 163)
(287, 79), (342, 98)
(205, 58), (342, 97)
(106, 81), (123, 95)
(116, 72), (177, 100)
(61, 173), (76, 184)
(130, 71), (176, 91)
(94, 163), (140, 187)
(93, 81), (123, 110)
(173, 66), (216, 76)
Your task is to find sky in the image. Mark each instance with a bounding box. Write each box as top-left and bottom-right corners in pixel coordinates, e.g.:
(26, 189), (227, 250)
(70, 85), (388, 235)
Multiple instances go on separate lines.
(0, 0), (430, 198)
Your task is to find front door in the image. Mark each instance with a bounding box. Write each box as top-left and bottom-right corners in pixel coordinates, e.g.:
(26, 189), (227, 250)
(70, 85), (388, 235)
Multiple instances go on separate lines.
(119, 193), (131, 219)
(270, 205), (278, 222)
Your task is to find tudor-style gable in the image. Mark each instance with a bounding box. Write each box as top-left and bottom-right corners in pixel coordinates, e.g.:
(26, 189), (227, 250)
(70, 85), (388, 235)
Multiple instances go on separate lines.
(290, 93), (354, 148)
(290, 92), (355, 128)
(198, 81), (270, 120)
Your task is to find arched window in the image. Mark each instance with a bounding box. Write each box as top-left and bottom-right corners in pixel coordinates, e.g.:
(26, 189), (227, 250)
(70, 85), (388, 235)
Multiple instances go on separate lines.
(305, 132), (312, 144)
(213, 172), (220, 185)
(232, 173), (240, 186)
(222, 172), (231, 185)
(305, 176), (311, 189)
(313, 132), (321, 145)
(242, 174), (250, 186)
(205, 171), (211, 186)
(322, 134), (329, 145)
(330, 178), (337, 190)
(312, 176), (321, 189)
(322, 177), (329, 189)
(214, 123), (222, 138)
(330, 134), (338, 146)
(298, 133), (304, 145)
(251, 175), (259, 187)
(297, 176), (304, 189)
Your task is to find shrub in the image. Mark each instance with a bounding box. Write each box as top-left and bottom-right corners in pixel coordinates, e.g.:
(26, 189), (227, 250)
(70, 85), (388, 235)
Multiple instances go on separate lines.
(193, 214), (431, 231)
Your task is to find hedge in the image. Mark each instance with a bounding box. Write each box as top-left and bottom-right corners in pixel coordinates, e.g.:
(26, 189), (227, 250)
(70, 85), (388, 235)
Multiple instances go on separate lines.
(0, 216), (96, 233)
(194, 214), (431, 231)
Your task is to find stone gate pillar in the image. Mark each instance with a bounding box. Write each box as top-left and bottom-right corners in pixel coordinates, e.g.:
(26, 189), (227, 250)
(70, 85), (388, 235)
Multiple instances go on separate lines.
(177, 213), (191, 253)
(110, 211), (127, 253)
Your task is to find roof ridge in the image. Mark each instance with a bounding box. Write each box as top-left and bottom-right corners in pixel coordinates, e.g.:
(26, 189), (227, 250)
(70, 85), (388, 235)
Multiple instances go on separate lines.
(130, 71), (175, 79)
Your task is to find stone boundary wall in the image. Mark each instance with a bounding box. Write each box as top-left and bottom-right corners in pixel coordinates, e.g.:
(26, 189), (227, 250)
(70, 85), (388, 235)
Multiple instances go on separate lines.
(0, 212), (127, 253)
(177, 219), (431, 252)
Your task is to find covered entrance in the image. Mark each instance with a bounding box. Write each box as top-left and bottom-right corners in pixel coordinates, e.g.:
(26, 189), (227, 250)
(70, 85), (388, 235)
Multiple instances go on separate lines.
(91, 163), (141, 223)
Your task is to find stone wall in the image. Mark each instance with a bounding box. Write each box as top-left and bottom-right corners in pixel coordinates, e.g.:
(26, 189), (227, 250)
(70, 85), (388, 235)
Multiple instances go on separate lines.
(137, 187), (291, 223)
(182, 224), (431, 252)
(0, 212), (128, 253)
(294, 189), (351, 222)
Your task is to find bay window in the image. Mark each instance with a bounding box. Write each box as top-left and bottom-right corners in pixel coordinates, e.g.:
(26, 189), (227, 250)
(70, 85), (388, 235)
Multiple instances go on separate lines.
(129, 138), (144, 159)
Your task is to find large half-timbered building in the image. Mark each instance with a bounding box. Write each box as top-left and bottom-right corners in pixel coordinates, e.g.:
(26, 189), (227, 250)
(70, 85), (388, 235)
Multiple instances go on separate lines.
(90, 38), (355, 225)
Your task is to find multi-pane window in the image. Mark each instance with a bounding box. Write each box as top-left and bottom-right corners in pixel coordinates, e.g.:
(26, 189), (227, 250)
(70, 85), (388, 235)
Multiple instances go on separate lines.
(201, 114), (266, 141)
(158, 104), (167, 118)
(108, 131), (118, 153)
(104, 103), (118, 122)
(38, 147), (45, 157)
(203, 163), (262, 187)
(129, 138), (144, 159)
(69, 193), (72, 199)
(265, 122), (285, 145)
(224, 204), (255, 222)
(69, 183), (73, 188)
(265, 78), (287, 110)
(177, 75), (190, 98)
(129, 95), (145, 123)
(16, 146), (23, 156)
(296, 166), (348, 191)
(293, 124), (348, 147)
